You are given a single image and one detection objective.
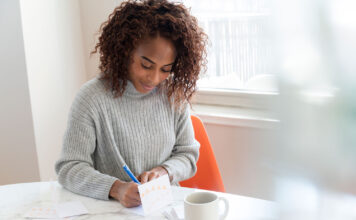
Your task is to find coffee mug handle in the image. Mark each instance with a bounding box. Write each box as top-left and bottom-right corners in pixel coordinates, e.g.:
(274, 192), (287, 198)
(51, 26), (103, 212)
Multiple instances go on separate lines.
(219, 197), (229, 220)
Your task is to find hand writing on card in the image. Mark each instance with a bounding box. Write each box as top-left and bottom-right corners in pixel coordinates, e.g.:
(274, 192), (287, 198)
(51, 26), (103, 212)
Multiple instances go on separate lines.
(109, 180), (141, 208)
(137, 166), (171, 184)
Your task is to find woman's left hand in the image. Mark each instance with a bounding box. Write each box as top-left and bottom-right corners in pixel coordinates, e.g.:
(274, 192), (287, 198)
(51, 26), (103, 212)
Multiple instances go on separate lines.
(137, 166), (169, 184)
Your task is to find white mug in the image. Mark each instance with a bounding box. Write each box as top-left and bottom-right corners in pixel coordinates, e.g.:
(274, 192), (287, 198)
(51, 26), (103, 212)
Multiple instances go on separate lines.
(184, 191), (229, 220)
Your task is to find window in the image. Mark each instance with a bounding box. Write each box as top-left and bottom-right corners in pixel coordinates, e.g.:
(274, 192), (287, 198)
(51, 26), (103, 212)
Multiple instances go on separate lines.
(183, 0), (277, 94)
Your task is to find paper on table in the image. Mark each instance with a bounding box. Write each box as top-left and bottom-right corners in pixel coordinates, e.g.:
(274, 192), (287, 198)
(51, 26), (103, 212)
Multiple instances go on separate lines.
(173, 204), (184, 219)
(24, 201), (88, 219)
(139, 174), (173, 215)
(123, 204), (145, 216)
(55, 201), (88, 218)
(162, 205), (184, 220)
(125, 174), (173, 216)
(24, 206), (57, 219)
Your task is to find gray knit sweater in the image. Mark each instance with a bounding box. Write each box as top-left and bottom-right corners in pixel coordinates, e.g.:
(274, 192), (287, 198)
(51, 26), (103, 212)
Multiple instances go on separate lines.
(55, 77), (199, 200)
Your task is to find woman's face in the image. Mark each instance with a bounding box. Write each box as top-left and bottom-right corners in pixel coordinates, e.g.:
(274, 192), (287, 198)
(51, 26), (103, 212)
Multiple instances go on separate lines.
(128, 36), (176, 94)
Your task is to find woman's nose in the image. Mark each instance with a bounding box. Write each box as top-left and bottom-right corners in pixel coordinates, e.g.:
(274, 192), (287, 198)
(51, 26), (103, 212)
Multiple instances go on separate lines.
(147, 69), (160, 85)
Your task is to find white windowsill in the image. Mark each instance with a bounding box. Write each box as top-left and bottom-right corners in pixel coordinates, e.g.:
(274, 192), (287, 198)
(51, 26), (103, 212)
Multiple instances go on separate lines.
(192, 104), (278, 129)
(193, 88), (278, 109)
(191, 89), (279, 129)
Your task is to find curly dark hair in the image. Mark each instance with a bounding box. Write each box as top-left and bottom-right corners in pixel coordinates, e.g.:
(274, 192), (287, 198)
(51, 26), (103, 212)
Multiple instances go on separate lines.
(92, 0), (208, 107)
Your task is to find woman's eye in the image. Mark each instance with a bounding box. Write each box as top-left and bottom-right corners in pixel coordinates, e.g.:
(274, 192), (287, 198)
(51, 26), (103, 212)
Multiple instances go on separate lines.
(141, 64), (151, 69)
(161, 68), (172, 73)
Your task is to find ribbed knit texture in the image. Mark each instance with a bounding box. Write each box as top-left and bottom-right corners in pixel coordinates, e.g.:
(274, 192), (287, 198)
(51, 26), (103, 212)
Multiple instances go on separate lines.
(55, 77), (199, 200)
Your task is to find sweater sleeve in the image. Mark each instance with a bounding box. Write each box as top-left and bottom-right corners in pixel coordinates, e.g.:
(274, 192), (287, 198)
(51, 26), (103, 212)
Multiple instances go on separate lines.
(162, 104), (200, 184)
(55, 88), (117, 200)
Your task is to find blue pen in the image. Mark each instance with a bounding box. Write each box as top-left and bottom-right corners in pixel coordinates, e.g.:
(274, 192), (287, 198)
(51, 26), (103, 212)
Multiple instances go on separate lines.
(123, 165), (140, 184)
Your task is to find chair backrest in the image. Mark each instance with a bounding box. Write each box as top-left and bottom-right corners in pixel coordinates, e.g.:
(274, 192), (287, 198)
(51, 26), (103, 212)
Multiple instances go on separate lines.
(179, 115), (226, 192)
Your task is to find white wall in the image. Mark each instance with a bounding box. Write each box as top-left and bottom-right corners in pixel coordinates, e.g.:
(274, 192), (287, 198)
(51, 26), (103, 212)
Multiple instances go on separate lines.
(20, 0), (87, 181)
(203, 123), (275, 200)
(0, 0), (40, 185)
(79, 0), (121, 80)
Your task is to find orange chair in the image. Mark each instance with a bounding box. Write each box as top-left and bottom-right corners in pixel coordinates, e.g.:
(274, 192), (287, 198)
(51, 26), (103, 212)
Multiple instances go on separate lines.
(179, 115), (226, 192)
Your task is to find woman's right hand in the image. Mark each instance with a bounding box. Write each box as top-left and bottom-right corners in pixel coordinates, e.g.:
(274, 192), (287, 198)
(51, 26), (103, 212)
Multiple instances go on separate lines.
(109, 180), (141, 208)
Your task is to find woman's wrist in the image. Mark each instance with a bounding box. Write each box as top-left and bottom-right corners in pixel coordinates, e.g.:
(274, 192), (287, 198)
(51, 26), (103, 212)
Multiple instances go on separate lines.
(159, 166), (173, 181)
(150, 166), (168, 176)
(109, 179), (124, 198)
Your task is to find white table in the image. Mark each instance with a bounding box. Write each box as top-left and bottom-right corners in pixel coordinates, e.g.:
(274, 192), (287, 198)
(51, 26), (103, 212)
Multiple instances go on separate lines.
(0, 181), (277, 219)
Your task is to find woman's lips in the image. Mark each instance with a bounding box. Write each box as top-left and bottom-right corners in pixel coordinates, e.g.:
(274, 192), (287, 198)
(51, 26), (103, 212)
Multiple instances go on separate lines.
(141, 82), (155, 91)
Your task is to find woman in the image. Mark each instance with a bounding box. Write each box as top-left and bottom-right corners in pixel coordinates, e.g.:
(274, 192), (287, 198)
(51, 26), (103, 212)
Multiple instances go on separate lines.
(55, 0), (207, 208)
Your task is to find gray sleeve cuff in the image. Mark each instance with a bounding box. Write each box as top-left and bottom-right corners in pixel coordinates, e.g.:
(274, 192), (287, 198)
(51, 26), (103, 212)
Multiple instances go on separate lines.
(98, 175), (119, 200)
